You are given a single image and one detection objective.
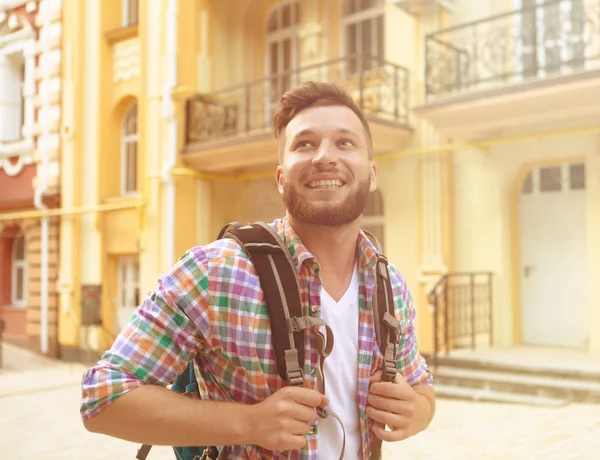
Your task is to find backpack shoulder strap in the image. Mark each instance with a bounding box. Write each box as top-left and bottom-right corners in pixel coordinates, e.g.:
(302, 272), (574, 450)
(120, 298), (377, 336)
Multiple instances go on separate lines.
(360, 228), (400, 381)
(371, 255), (402, 460)
(221, 222), (306, 386)
(373, 255), (401, 383)
(362, 228), (383, 254)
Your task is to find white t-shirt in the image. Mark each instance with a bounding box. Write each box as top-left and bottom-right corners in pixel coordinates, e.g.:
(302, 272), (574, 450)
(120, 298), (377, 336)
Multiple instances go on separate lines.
(317, 265), (361, 459)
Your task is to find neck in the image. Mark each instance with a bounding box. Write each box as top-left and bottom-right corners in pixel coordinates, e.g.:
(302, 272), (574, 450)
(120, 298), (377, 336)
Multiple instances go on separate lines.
(287, 213), (360, 293)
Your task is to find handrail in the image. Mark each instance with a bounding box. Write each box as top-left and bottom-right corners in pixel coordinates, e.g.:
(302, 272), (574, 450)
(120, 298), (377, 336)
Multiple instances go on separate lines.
(428, 271), (493, 368)
(425, 0), (600, 100)
(185, 54), (411, 144)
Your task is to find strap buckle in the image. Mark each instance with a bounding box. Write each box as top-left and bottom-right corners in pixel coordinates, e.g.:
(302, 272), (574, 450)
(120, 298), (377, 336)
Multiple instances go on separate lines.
(284, 349), (304, 386)
(384, 347), (397, 382)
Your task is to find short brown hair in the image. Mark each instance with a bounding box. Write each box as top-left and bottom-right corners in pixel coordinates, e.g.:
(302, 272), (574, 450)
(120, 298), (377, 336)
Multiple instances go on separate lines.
(272, 81), (373, 159)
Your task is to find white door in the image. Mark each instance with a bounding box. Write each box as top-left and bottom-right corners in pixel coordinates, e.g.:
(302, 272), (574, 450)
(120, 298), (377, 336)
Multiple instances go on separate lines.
(117, 256), (140, 331)
(518, 163), (588, 348)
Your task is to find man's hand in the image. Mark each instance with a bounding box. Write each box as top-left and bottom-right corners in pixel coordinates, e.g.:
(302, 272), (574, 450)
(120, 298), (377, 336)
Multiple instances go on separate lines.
(367, 371), (434, 442)
(248, 386), (329, 452)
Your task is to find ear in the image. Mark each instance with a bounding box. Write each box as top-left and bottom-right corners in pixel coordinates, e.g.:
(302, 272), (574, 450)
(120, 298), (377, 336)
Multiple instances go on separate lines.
(276, 166), (285, 195)
(369, 161), (378, 192)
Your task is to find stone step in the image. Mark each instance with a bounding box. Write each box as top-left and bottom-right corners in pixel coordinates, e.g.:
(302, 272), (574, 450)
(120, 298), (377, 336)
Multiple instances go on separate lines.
(433, 366), (600, 404)
(434, 383), (568, 407)
(429, 355), (600, 383)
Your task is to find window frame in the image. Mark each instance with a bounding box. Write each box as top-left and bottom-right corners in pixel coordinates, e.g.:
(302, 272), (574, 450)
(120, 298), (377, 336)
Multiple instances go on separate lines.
(11, 232), (27, 307)
(121, 101), (138, 196)
(122, 0), (139, 27)
(341, 0), (385, 75)
(265, 0), (301, 114)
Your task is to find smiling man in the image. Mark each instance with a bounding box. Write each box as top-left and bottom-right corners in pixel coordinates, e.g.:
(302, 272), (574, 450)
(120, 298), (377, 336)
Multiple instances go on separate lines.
(80, 81), (434, 459)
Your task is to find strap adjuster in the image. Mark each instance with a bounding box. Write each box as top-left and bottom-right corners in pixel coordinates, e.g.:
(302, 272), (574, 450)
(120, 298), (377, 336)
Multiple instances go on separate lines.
(284, 349), (304, 386)
(384, 347), (397, 382)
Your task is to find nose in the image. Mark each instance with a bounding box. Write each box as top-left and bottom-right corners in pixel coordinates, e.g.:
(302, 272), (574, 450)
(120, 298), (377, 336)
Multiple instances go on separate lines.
(311, 141), (337, 167)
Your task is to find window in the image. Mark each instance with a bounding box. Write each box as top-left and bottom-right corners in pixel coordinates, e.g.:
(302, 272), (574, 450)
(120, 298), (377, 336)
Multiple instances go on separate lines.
(11, 233), (26, 306)
(539, 166), (562, 192)
(123, 0), (139, 27)
(518, 0), (586, 78)
(121, 102), (138, 195)
(521, 163), (586, 195)
(342, 0), (385, 74)
(569, 163), (585, 190)
(266, 1), (300, 109)
(362, 189), (385, 251)
(522, 171), (533, 194)
(117, 256), (140, 329)
(0, 51), (25, 142)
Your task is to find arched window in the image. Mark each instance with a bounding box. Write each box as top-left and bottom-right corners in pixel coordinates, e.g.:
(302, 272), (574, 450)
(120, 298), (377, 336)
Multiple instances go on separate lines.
(342, 0), (385, 74)
(11, 233), (26, 306)
(266, 0), (300, 110)
(363, 189), (385, 251)
(121, 101), (138, 195)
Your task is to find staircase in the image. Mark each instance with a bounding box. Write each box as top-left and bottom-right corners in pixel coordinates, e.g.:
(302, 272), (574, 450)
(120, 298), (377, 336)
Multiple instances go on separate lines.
(427, 272), (600, 407)
(430, 355), (600, 407)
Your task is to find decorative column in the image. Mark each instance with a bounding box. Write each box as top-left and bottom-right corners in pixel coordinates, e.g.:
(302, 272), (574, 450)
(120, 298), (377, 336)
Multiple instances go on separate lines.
(418, 122), (448, 281)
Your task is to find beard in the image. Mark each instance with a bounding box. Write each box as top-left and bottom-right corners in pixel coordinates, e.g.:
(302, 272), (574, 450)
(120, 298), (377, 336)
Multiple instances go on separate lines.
(282, 176), (371, 227)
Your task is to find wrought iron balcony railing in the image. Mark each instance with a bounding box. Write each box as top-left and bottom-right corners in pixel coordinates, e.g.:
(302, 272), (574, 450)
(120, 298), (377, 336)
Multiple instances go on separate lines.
(425, 0), (600, 100)
(186, 55), (410, 145)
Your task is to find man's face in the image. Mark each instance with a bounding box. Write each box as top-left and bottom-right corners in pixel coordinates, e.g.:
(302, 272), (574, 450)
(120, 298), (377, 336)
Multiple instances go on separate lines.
(276, 105), (377, 227)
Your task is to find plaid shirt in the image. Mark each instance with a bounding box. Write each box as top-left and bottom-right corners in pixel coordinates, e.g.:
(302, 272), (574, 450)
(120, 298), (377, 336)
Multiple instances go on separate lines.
(81, 218), (432, 459)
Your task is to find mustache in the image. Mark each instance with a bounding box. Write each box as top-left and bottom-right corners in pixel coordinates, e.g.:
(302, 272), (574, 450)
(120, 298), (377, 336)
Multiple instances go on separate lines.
(299, 168), (347, 182)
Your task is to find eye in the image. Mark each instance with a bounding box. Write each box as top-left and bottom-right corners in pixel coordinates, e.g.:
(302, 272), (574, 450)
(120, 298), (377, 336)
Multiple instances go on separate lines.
(294, 140), (315, 150)
(338, 139), (356, 148)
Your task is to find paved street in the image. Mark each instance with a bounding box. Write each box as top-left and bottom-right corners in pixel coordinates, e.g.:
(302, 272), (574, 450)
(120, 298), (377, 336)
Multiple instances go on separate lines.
(1, 344), (599, 459)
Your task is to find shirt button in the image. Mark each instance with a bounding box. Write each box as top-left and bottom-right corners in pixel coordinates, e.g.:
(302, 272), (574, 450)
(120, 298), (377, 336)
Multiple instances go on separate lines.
(311, 305), (320, 314)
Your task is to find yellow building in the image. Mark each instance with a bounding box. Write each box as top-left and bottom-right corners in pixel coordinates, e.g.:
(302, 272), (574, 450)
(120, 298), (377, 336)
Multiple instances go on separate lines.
(53, 0), (600, 362)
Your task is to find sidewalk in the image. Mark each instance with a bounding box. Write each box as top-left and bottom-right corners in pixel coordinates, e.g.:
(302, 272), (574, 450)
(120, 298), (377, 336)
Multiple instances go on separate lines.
(1, 343), (599, 459)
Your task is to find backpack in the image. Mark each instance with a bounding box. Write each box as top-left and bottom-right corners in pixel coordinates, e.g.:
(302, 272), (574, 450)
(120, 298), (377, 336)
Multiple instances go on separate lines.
(136, 221), (400, 460)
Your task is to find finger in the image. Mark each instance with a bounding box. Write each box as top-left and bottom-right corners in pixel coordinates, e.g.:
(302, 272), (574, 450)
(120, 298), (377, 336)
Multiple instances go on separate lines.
(369, 370), (383, 386)
(366, 393), (407, 415)
(285, 434), (310, 451)
(366, 405), (405, 429)
(369, 380), (412, 399)
(291, 405), (318, 424)
(288, 420), (312, 436)
(288, 388), (328, 408)
(373, 423), (408, 443)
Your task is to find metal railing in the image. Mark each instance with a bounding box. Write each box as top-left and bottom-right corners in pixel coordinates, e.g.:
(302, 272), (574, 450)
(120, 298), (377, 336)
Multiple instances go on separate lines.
(186, 55), (410, 144)
(425, 0), (600, 100)
(428, 272), (494, 368)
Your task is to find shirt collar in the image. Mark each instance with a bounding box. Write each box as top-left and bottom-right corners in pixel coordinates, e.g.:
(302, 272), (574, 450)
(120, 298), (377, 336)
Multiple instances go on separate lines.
(273, 217), (379, 274)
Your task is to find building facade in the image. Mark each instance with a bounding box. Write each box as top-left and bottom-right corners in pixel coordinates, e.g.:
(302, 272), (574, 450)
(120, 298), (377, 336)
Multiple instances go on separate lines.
(0, 0), (62, 357)
(37, 0), (600, 361)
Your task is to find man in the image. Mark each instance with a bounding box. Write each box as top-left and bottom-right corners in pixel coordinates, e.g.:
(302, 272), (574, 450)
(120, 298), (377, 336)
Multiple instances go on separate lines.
(81, 81), (434, 459)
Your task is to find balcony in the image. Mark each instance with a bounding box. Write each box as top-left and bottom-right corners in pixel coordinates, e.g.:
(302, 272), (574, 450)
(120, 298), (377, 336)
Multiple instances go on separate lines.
(183, 55), (411, 174)
(415, 0), (600, 140)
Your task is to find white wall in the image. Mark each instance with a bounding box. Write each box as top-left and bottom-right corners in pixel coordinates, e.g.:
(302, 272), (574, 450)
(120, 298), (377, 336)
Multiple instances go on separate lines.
(452, 132), (600, 349)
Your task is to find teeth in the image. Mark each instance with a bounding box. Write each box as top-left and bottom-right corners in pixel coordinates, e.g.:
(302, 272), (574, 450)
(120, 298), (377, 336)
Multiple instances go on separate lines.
(309, 180), (343, 189)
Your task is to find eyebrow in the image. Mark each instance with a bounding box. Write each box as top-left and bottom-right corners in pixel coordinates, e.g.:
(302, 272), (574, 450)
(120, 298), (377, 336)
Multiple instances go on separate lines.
(289, 128), (359, 143)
